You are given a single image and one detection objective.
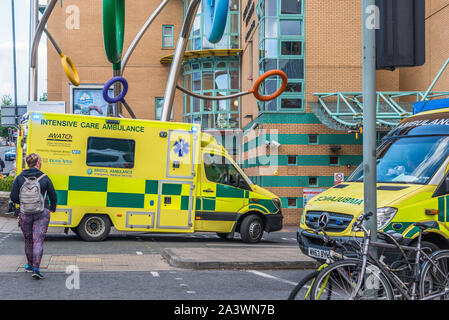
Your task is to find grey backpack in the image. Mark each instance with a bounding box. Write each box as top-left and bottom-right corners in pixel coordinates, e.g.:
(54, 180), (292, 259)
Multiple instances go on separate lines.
(19, 174), (47, 214)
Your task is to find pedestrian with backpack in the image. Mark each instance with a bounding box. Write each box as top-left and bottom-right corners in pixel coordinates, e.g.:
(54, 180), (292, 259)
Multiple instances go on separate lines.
(10, 153), (57, 280)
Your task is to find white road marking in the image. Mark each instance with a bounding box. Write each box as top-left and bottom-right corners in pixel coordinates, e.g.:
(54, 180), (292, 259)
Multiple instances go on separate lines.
(206, 243), (294, 248)
(248, 270), (297, 286)
(151, 272), (159, 277)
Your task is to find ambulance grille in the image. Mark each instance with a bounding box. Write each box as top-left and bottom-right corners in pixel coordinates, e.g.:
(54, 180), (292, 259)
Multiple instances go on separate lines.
(305, 211), (354, 233)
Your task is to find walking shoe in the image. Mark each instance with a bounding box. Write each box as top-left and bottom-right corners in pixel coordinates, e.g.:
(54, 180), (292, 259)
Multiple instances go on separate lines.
(32, 268), (44, 280)
(24, 264), (33, 272)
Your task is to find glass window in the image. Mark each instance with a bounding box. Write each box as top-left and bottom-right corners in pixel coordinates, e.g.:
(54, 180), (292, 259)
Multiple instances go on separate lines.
(266, 0), (277, 16)
(204, 154), (247, 188)
(288, 156), (297, 165)
(264, 39), (278, 58)
(309, 134), (318, 144)
(330, 156), (339, 165)
(281, 0), (302, 14)
(155, 97), (173, 120)
(281, 41), (302, 55)
(263, 59), (277, 72)
(87, 137), (135, 169)
(279, 59), (304, 79)
(280, 19), (302, 36)
(182, 58), (240, 129)
(202, 70), (214, 90)
(281, 98), (302, 109)
(309, 177), (318, 186)
(285, 82), (302, 93)
(288, 198), (297, 208)
(348, 136), (449, 185)
(264, 18), (278, 37)
(162, 25), (174, 48)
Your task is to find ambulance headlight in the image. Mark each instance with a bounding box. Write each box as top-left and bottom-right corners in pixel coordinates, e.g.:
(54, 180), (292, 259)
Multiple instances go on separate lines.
(272, 198), (281, 212)
(377, 207), (398, 230)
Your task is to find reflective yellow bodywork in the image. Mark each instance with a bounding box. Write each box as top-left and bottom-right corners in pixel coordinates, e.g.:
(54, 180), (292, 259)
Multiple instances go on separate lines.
(16, 112), (282, 238)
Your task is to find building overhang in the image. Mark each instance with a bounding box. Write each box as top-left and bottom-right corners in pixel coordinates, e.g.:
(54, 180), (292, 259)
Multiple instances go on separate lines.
(311, 91), (449, 131)
(160, 49), (243, 64)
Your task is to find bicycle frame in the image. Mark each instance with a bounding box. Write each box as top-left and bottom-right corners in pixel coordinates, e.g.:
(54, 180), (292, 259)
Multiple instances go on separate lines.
(351, 223), (448, 300)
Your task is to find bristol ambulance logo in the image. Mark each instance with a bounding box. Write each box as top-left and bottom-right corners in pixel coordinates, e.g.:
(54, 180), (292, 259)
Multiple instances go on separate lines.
(173, 138), (190, 158)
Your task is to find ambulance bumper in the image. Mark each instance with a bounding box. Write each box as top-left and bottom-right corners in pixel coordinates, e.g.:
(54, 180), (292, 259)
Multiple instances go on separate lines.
(265, 211), (283, 232)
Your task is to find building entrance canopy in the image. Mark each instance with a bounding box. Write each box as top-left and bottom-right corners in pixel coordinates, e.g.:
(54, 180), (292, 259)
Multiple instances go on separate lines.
(311, 91), (449, 131)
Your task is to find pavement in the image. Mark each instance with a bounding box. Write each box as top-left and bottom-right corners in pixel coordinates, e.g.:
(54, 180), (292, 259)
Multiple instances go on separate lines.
(0, 214), (318, 272)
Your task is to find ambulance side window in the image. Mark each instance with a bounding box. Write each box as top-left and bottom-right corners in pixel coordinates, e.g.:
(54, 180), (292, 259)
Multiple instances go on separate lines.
(86, 137), (135, 168)
(203, 153), (250, 190)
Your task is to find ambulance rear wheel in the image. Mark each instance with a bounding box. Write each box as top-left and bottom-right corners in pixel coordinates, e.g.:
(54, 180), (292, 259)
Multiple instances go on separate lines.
(78, 215), (111, 241)
(240, 215), (264, 243)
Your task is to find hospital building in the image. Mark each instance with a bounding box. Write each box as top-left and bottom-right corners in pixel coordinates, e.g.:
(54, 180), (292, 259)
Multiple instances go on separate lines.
(46, 0), (449, 225)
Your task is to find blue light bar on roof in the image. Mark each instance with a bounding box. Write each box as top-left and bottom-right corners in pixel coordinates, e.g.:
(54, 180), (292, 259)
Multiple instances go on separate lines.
(413, 98), (449, 114)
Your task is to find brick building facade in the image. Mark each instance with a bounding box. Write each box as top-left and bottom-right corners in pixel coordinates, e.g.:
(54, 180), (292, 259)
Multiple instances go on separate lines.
(46, 0), (449, 225)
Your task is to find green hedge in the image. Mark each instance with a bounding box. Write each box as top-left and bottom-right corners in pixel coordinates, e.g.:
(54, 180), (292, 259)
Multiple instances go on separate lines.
(0, 176), (14, 192)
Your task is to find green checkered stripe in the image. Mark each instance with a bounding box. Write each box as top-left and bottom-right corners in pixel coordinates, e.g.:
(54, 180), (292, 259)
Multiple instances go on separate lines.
(197, 184), (278, 214)
(54, 176), (190, 210)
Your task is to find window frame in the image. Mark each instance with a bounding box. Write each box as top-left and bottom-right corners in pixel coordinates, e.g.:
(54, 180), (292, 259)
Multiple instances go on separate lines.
(203, 153), (251, 190)
(257, 0), (305, 113)
(162, 25), (174, 48)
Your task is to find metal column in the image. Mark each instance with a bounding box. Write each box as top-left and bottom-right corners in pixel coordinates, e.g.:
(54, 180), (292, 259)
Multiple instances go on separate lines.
(161, 0), (201, 122)
(362, 0), (378, 242)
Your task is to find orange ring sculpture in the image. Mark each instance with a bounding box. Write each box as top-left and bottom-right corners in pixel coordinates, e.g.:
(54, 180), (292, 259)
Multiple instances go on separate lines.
(249, 70), (288, 101)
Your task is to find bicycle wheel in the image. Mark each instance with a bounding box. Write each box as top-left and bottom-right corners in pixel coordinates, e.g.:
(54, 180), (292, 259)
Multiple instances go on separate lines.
(288, 271), (322, 300)
(310, 259), (394, 300)
(419, 250), (449, 300)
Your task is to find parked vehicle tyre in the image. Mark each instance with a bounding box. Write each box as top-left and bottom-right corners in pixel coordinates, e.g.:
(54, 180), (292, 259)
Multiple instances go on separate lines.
(77, 214), (111, 241)
(240, 215), (264, 243)
(70, 227), (79, 236)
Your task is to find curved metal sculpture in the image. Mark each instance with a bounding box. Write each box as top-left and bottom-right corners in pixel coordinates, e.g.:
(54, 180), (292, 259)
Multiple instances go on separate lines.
(204, 0), (229, 43)
(29, 0), (80, 101)
(102, 0), (288, 121)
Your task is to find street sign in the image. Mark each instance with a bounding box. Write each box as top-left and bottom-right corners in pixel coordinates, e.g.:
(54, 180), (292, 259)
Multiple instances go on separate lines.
(303, 188), (327, 208)
(27, 101), (66, 113)
(334, 172), (345, 185)
(1, 105), (27, 126)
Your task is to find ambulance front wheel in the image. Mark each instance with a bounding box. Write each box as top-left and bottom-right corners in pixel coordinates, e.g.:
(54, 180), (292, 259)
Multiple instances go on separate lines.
(77, 214), (111, 241)
(240, 215), (264, 243)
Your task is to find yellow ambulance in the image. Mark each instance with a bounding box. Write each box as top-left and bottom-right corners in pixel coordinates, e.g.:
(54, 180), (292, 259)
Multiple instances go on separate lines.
(298, 107), (449, 260)
(16, 112), (282, 242)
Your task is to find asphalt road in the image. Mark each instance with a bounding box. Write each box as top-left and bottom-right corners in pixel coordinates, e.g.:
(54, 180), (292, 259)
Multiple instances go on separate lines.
(0, 229), (299, 256)
(0, 229), (311, 300)
(0, 268), (312, 300)
(0, 145), (15, 175)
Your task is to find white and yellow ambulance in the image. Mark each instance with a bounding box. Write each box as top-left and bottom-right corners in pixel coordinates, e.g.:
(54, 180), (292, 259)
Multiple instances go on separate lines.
(298, 107), (449, 259)
(16, 112), (282, 242)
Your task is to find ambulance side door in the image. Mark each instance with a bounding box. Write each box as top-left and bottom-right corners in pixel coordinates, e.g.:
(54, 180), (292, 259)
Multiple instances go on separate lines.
(200, 153), (249, 217)
(434, 172), (449, 225)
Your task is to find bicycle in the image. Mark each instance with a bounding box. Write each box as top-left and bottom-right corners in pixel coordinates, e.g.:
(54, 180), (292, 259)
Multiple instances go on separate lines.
(288, 227), (358, 300)
(309, 212), (449, 300)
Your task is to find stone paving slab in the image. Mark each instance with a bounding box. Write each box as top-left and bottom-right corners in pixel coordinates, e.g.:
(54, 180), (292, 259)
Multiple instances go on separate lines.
(162, 247), (318, 270)
(0, 254), (174, 273)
